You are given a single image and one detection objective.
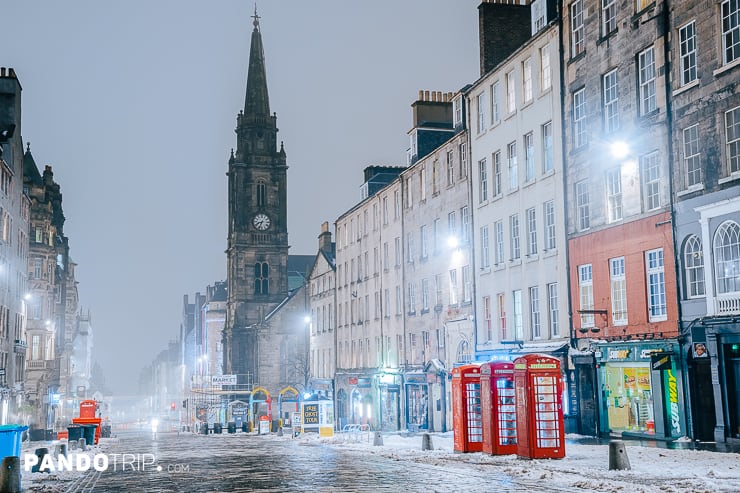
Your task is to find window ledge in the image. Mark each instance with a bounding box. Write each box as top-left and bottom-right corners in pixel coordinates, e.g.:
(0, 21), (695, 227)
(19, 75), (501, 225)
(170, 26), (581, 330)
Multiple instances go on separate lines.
(525, 254), (539, 262)
(542, 248), (558, 259)
(677, 183), (705, 196)
(541, 169), (556, 179)
(672, 80), (700, 97)
(523, 178), (536, 188)
(480, 266), (492, 275)
(539, 87), (553, 98)
(494, 263), (506, 272)
(714, 58), (740, 77)
(504, 110), (517, 121)
(718, 172), (740, 185)
(509, 259), (522, 267)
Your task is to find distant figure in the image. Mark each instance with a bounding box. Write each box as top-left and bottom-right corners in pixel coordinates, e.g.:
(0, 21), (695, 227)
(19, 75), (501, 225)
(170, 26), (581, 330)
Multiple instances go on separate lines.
(151, 419), (159, 440)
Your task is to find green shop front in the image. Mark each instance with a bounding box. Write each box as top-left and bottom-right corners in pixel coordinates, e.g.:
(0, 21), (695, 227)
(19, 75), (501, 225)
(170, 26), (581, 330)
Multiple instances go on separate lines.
(595, 340), (686, 439)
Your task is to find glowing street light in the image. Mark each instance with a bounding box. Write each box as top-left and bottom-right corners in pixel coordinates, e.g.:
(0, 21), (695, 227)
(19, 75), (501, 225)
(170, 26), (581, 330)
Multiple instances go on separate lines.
(610, 141), (630, 159)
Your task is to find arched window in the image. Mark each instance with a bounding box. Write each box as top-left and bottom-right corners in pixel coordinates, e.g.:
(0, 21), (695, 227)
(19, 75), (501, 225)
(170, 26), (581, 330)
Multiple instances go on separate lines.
(684, 235), (705, 298)
(256, 181), (266, 207)
(254, 262), (269, 295)
(714, 221), (740, 294)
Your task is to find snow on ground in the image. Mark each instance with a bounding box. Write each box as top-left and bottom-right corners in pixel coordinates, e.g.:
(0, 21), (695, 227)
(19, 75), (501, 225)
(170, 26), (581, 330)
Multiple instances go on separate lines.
(307, 431), (740, 493)
(16, 431), (740, 492)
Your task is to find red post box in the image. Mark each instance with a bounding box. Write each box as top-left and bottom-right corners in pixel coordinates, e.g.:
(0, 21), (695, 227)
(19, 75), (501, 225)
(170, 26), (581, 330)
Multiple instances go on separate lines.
(452, 363), (482, 453)
(480, 361), (517, 455)
(513, 354), (565, 459)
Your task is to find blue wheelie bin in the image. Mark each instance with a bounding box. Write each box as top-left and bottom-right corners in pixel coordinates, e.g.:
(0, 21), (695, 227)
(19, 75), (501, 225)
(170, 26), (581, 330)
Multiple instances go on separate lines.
(0, 424), (28, 460)
(67, 424), (83, 443)
(81, 425), (97, 446)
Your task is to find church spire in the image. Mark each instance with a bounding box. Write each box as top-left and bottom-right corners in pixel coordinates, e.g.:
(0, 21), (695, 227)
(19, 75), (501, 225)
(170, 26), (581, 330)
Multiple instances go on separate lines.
(244, 5), (270, 118)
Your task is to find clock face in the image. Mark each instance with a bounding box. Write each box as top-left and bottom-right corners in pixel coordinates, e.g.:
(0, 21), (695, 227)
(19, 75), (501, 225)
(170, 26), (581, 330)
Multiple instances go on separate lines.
(253, 213), (271, 230)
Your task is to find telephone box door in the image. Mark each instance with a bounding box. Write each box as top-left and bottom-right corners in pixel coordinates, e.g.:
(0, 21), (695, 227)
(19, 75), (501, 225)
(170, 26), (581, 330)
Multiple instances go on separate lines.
(514, 354), (565, 459)
(452, 364), (482, 453)
(481, 361), (517, 455)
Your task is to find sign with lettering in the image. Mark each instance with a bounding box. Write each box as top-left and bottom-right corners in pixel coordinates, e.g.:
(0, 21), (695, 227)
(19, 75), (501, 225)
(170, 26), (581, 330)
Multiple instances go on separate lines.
(303, 403), (319, 425)
(212, 374), (237, 386)
(608, 349), (631, 360)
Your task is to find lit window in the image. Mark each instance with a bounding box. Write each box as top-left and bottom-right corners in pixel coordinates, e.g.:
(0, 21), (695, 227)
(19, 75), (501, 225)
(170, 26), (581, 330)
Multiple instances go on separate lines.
(508, 141), (518, 190)
(479, 158), (488, 202)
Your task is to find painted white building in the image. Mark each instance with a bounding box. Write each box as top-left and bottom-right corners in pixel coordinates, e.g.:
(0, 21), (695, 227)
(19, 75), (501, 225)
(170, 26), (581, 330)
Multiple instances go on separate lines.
(467, 22), (570, 363)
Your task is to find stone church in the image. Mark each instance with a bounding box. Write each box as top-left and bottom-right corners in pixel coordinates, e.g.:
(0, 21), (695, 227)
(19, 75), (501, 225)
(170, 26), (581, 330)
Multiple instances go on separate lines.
(222, 10), (313, 417)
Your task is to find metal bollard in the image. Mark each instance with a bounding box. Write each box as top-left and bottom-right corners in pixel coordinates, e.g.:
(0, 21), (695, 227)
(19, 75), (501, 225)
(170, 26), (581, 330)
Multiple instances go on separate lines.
(78, 437), (87, 451)
(0, 456), (21, 493)
(608, 440), (631, 470)
(373, 431), (383, 446)
(31, 447), (50, 473)
(421, 433), (433, 451)
(277, 427), (283, 437)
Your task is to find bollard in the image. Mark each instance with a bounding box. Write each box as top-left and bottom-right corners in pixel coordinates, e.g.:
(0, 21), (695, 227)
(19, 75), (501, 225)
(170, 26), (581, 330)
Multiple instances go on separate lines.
(31, 447), (50, 473)
(608, 440), (631, 470)
(373, 431), (383, 446)
(421, 433), (433, 451)
(78, 437), (87, 451)
(277, 427), (283, 437)
(57, 443), (67, 458)
(0, 456), (21, 493)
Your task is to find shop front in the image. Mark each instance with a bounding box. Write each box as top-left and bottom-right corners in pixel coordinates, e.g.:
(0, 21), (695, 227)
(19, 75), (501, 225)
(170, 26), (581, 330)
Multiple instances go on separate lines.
(702, 319), (740, 444)
(404, 373), (428, 431)
(377, 371), (401, 432)
(595, 340), (685, 439)
(334, 372), (376, 430)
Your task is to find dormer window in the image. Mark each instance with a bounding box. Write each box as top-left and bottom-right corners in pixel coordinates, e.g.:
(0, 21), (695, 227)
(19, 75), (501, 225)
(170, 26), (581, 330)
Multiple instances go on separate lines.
(452, 96), (463, 128)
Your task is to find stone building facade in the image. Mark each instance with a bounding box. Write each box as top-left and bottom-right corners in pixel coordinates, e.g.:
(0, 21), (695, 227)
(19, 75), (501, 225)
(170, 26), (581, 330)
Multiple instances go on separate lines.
(668, 0), (740, 443)
(0, 67), (30, 424)
(562, 0), (682, 438)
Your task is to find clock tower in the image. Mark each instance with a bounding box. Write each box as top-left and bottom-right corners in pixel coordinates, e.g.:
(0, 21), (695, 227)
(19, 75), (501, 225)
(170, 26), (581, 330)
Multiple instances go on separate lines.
(224, 9), (289, 382)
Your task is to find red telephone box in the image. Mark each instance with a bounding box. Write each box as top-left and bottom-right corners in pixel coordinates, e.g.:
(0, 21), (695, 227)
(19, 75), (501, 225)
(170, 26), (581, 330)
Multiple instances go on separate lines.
(452, 364), (482, 453)
(513, 354), (565, 459)
(79, 400), (97, 418)
(480, 361), (517, 455)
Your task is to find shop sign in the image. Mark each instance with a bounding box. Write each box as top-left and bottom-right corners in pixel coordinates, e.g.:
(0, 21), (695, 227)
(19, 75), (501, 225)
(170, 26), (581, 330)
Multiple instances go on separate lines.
(651, 354), (672, 371)
(211, 374), (237, 386)
(303, 403), (319, 425)
(357, 378), (371, 388)
(348, 377), (358, 385)
(530, 363), (557, 369)
(387, 384), (400, 392)
(663, 369), (681, 437)
(640, 349), (660, 359)
(608, 349), (631, 360)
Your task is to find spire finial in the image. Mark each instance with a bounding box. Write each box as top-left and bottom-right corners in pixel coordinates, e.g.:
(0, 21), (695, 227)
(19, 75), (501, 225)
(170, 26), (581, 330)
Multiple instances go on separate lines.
(26, 142), (30, 152)
(252, 4), (260, 30)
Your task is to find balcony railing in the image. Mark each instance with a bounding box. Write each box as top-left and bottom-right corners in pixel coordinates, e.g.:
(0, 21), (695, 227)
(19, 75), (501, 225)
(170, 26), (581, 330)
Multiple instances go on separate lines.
(27, 360), (54, 370)
(716, 293), (740, 315)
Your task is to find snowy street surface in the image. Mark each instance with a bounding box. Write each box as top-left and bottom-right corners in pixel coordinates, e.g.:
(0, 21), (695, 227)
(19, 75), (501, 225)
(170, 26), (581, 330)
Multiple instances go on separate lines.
(20, 429), (740, 492)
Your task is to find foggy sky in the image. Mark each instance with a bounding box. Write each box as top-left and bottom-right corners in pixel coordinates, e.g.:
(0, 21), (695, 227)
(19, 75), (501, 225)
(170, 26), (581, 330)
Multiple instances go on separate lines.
(1, 1), (480, 395)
